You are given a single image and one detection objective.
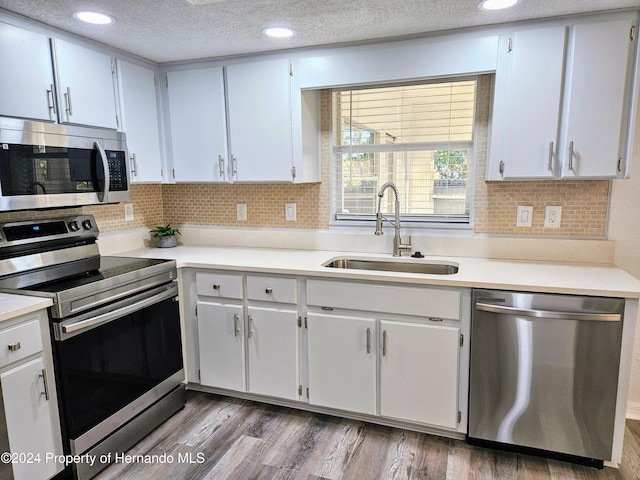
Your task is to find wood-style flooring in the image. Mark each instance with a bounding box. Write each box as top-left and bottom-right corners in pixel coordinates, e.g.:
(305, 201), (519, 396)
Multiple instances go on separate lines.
(94, 390), (640, 480)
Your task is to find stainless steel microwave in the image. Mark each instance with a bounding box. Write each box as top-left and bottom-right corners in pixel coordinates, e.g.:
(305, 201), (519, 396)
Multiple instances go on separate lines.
(0, 118), (130, 211)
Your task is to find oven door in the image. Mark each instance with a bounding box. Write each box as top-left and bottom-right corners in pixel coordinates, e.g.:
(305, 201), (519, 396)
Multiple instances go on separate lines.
(52, 283), (183, 456)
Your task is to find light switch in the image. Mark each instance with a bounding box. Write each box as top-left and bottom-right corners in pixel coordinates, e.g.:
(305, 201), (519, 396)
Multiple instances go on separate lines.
(516, 206), (533, 227)
(236, 203), (247, 221)
(285, 203), (296, 221)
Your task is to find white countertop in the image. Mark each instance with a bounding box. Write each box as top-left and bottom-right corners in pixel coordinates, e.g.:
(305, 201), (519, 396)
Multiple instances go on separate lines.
(117, 246), (640, 299)
(0, 293), (52, 323)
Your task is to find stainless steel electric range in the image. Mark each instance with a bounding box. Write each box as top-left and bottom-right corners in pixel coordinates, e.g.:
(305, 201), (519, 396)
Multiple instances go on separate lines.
(0, 215), (185, 480)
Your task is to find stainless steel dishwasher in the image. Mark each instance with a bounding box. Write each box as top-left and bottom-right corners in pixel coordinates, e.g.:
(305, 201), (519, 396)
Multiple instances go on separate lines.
(468, 289), (624, 466)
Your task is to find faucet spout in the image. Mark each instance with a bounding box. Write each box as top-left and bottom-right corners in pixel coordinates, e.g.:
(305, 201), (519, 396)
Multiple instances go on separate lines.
(374, 182), (411, 256)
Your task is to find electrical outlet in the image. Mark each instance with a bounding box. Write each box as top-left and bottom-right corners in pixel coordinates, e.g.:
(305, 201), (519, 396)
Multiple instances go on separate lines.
(124, 203), (134, 221)
(236, 203), (247, 221)
(544, 206), (562, 228)
(285, 203), (296, 221)
(516, 206), (533, 227)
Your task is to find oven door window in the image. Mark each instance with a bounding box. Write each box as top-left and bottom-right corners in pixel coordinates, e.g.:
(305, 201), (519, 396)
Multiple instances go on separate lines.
(54, 296), (182, 439)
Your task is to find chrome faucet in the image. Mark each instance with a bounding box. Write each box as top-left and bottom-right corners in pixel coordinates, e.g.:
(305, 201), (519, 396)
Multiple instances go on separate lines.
(374, 182), (412, 257)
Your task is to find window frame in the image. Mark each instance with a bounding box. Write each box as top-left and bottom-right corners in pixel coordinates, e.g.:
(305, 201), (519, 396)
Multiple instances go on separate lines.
(329, 75), (480, 231)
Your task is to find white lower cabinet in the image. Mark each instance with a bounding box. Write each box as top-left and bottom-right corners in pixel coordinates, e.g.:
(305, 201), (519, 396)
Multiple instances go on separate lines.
(194, 272), (300, 401)
(0, 312), (62, 480)
(246, 306), (298, 400)
(379, 320), (460, 429)
(189, 269), (469, 436)
(307, 313), (376, 415)
(197, 302), (245, 391)
(2, 358), (58, 480)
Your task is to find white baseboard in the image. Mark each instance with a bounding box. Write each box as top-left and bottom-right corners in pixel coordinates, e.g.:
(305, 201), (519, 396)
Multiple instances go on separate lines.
(627, 401), (640, 420)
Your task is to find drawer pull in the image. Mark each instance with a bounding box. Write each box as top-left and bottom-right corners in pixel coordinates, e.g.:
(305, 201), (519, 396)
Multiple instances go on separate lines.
(212, 284), (221, 290)
(7, 342), (20, 352)
(265, 288), (273, 294)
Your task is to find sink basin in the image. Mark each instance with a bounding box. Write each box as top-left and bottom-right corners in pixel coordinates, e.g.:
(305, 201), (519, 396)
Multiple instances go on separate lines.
(323, 257), (459, 275)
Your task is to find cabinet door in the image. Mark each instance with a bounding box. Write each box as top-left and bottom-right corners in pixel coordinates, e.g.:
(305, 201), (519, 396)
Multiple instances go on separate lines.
(226, 58), (293, 182)
(0, 22), (55, 122)
(307, 313), (376, 415)
(247, 306), (298, 400)
(2, 357), (58, 480)
(487, 26), (566, 180)
(560, 17), (636, 178)
(380, 321), (460, 429)
(117, 59), (164, 183)
(197, 302), (245, 391)
(166, 67), (228, 182)
(52, 38), (118, 129)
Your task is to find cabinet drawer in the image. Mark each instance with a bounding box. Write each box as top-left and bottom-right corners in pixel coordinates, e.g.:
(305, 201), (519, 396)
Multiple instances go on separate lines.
(0, 319), (43, 368)
(307, 280), (462, 320)
(247, 276), (297, 304)
(196, 272), (243, 299)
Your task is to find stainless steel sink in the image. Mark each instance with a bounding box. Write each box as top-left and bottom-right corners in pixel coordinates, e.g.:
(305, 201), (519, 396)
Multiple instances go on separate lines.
(323, 258), (459, 275)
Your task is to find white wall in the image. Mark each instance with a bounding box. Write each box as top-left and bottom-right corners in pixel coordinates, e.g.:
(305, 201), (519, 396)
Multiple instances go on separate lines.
(609, 114), (640, 419)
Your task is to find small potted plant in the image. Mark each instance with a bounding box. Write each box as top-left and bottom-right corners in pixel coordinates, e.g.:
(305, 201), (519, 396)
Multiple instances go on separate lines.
(149, 224), (181, 248)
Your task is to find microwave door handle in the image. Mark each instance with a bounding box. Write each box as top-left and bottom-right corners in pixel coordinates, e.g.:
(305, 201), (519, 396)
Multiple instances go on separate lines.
(94, 141), (110, 203)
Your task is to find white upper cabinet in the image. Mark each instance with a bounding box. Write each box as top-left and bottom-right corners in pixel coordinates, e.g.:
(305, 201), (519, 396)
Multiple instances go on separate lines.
(226, 58), (294, 182)
(560, 17), (637, 179)
(166, 67), (228, 182)
(117, 59), (164, 183)
(488, 26), (566, 180)
(0, 22), (56, 122)
(488, 14), (638, 180)
(52, 38), (118, 129)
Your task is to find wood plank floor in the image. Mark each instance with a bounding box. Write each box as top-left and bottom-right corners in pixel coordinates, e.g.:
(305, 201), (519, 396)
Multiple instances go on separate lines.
(94, 390), (640, 480)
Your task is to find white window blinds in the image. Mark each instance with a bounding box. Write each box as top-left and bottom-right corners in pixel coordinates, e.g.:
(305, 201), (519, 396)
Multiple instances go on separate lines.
(332, 77), (477, 223)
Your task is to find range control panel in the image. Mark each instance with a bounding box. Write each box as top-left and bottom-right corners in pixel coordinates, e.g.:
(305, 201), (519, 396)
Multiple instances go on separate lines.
(0, 215), (99, 247)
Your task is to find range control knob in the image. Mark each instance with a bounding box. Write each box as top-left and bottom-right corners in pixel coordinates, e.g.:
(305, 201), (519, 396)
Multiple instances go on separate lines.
(82, 219), (93, 230)
(68, 221), (80, 232)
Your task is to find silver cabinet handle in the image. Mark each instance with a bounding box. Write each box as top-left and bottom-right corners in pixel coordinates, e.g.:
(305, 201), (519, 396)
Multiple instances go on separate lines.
(248, 316), (254, 338)
(7, 342), (20, 352)
(475, 302), (621, 322)
(47, 84), (56, 115)
(39, 369), (50, 401)
(218, 155), (225, 179)
(232, 155), (238, 178)
(212, 284), (221, 290)
(265, 288), (273, 295)
(548, 141), (554, 171)
(382, 330), (387, 356)
(233, 313), (240, 337)
(568, 141), (574, 171)
(64, 86), (73, 116)
(130, 153), (137, 177)
(366, 328), (371, 354)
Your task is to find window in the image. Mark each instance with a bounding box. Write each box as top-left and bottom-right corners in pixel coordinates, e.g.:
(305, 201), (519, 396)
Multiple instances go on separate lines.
(332, 77), (477, 226)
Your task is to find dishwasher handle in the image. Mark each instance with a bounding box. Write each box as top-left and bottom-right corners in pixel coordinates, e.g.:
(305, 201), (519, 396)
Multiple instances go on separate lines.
(475, 302), (621, 322)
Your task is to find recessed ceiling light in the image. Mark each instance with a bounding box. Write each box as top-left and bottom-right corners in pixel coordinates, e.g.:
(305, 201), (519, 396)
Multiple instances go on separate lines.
(478, 0), (521, 11)
(262, 26), (297, 38)
(73, 11), (115, 25)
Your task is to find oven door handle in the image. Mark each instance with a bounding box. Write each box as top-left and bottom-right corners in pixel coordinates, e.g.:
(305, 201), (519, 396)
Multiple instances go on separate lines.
(58, 284), (177, 339)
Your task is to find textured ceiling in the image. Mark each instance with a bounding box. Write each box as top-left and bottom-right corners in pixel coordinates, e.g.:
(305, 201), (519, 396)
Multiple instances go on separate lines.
(1, 0), (639, 63)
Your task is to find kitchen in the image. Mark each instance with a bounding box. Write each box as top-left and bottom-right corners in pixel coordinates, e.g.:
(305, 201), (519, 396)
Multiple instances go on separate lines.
(1, 0), (640, 479)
